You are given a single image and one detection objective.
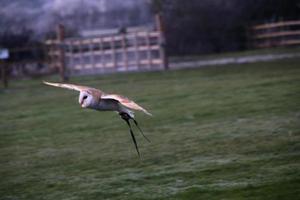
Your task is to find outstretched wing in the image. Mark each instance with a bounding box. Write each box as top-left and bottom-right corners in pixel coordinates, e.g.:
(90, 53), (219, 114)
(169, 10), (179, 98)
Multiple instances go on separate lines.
(43, 81), (103, 100)
(101, 94), (152, 116)
(43, 81), (94, 92)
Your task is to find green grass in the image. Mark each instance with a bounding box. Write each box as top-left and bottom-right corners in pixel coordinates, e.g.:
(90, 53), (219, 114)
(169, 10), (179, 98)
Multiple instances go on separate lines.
(170, 46), (300, 62)
(1, 59), (300, 200)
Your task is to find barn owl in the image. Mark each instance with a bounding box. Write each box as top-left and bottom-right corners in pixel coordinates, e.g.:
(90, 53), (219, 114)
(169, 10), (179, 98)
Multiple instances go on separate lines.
(43, 81), (152, 157)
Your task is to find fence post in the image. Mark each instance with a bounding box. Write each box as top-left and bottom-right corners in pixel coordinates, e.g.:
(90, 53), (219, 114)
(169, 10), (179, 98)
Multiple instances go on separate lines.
(89, 39), (95, 70)
(56, 24), (68, 82)
(146, 31), (152, 69)
(111, 36), (117, 70)
(1, 61), (8, 88)
(155, 13), (169, 70)
(68, 40), (74, 70)
(134, 32), (140, 69)
(100, 37), (105, 68)
(122, 33), (129, 70)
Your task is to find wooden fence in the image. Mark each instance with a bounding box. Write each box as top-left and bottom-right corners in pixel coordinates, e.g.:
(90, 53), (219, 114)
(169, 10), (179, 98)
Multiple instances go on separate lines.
(46, 15), (168, 80)
(250, 20), (300, 48)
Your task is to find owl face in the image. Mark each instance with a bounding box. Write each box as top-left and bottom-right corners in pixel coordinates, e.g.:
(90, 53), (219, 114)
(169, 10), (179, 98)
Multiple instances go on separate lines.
(79, 91), (96, 108)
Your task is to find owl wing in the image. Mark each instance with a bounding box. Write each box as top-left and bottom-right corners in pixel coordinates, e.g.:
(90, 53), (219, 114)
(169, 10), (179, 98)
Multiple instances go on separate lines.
(101, 94), (152, 116)
(43, 81), (102, 98)
(43, 81), (94, 91)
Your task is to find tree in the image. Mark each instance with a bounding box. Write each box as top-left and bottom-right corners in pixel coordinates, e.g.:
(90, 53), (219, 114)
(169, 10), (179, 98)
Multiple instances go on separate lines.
(149, 0), (300, 56)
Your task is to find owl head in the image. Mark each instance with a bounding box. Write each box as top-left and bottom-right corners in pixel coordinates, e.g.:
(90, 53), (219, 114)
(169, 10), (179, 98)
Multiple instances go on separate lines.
(79, 91), (97, 108)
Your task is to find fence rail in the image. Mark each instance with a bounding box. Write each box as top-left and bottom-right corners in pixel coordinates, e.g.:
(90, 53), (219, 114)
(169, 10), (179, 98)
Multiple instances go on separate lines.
(46, 15), (168, 79)
(250, 19), (300, 48)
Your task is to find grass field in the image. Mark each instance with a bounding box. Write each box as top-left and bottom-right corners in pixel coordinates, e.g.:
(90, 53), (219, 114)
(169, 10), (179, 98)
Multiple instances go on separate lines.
(1, 59), (300, 200)
(170, 46), (300, 62)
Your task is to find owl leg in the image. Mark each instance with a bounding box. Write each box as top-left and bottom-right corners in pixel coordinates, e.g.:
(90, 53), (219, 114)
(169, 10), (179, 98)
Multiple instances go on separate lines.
(132, 119), (150, 143)
(119, 112), (150, 142)
(120, 113), (140, 157)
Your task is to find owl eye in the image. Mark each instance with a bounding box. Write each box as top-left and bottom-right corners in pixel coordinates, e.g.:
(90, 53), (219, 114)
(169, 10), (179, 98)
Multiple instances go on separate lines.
(83, 95), (88, 100)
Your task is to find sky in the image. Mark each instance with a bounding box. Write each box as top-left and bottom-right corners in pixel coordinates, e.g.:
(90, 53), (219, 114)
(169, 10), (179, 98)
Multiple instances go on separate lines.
(0, 0), (151, 38)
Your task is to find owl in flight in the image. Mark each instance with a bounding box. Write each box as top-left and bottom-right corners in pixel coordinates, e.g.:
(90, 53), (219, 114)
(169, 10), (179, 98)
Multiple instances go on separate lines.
(43, 81), (152, 157)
